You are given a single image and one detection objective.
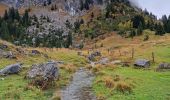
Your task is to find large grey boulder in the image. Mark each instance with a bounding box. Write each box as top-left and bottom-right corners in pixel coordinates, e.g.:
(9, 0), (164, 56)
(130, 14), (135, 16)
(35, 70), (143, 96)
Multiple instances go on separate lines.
(27, 61), (59, 80)
(158, 63), (170, 69)
(3, 51), (16, 59)
(134, 59), (150, 68)
(98, 57), (109, 65)
(111, 60), (122, 65)
(0, 63), (22, 75)
(26, 61), (59, 89)
(0, 44), (8, 50)
(31, 50), (41, 55)
(88, 51), (101, 61)
(0, 49), (16, 59)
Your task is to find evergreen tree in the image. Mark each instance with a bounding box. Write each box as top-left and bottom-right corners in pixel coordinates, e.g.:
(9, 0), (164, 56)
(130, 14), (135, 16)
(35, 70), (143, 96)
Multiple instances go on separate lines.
(130, 30), (136, 39)
(22, 10), (30, 27)
(66, 32), (72, 48)
(47, 0), (52, 5)
(137, 22), (143, 35)
(131, 15), (145, 28)
(3, 10), (8, 20)
(8, 7), (15, 21)
(84, 0), (90, 10)
(74, 20), (81, 32)
(15, 9), (20, 21)
(0, 21), (10, 40)
(51, 5), (55, 11)
(97, 0), (103, 4)
(80, 0), (84, 11)
(155, 23), (165, 35)
(161, 15), (168, 32)
(65, 20), (72, 29)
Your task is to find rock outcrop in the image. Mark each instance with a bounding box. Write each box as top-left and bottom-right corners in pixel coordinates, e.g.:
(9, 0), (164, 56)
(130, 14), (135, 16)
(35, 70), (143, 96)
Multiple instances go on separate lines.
(88, 51), (101, 62)
(0, 49), (16, 59)
(0, 63), (22, 75)
(134, 59), (150, 68)
(158, 63), (170, 69)
(26, 61), (59, 89)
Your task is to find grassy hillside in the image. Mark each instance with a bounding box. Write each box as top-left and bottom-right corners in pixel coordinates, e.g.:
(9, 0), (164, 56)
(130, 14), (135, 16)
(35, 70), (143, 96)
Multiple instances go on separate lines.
(0, 1), (170, 100)
(0, 40), (87, 99)
(89, 31), (170, 100)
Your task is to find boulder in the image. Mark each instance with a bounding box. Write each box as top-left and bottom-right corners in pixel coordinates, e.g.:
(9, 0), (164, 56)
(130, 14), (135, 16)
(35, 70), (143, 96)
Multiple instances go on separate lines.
(0, 49), (16, 59)
(90, 62), (97, 67)
(3, 51), (16, 59)
(98, 57), (109, 65)
(134, 59), (150, 68)
(31, 50), (41, 55)
(16, 48), (25, 54)
(0, 63), (22, 75)
(0, 44), (8, 49)
(111, 60), (122, 65)
(26, 61), (59, 89)
(158, 63), (170, 69)
(88, 51), (101, 61)
(27, 61), (59, 80)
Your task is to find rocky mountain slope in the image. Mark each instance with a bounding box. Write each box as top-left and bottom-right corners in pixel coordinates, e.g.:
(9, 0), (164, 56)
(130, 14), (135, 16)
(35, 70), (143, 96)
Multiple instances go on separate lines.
(0, 0), (106, 13)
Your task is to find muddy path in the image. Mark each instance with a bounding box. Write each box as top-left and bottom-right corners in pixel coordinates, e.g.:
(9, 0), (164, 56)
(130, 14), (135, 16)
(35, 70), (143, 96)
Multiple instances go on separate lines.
(61, 68), (96, 100)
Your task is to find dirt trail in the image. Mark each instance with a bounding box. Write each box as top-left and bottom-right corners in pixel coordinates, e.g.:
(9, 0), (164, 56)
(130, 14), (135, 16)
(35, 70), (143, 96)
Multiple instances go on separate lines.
(61, 68), (96, 100)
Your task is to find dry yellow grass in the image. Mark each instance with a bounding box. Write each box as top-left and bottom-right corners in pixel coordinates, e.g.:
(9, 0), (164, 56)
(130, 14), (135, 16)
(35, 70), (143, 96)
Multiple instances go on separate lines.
(92, 64), (103, 73)
(103, 76), (115, 89)
(116, 81), (132, 93)
(64, 64), (77, 73)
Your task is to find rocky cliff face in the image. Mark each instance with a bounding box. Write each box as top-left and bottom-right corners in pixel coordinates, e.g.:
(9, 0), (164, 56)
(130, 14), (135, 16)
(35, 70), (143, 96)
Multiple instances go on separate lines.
(0, 0), (107, 15)
(0, 0), (53, 7)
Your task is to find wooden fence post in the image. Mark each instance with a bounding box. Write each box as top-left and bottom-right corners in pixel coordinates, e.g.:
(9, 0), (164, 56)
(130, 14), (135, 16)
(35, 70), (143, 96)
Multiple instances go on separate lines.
(152, 52), (155, 63)
(119, 49), (121, 56)
(108, 48), (110, 55)
(132, 48), (134, 59)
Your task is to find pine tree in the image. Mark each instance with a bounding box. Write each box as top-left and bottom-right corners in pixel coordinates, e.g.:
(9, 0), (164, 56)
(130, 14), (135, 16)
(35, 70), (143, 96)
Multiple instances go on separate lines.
(137, 22), (143, 35)
(51, 5), (55, 11)
(130, 30), (136, 39)
(47, 0), (52, 5)
(80, 0), (84, 11)
(84, 0), (90, 10)
(155, 23), (165, 35)
(3, 10), (8, 20)
(74, 20), (81, 32)
(161, 15), (168, 32)
(132, 15), (145, 28)
(66, 32), (72, 48)
(65, 20), (72, 29)
(0, 21), (10, 40)
(15, 9), (20, 21)
(22, 10), (30, 27)
(8, 7), (16, 21)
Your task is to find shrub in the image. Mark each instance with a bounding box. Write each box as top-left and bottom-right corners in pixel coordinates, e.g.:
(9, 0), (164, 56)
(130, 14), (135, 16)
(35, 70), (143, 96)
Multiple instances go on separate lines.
(143, 34), (149, 41)
(97, 94), (106, 100)
(114, 75), (121, 82)
(103, 76), (115, 88)
(52, 96), (61, 100)
(65, 64), (76, 73)
(116, 82), (132, 94)
(86, 64), (93, 70)
(29, 77), (55, 90)
(92, 64), (103, 73)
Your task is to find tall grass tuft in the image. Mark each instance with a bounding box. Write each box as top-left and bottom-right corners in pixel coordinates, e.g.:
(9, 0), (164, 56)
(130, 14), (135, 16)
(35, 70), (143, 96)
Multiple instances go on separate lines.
(116, 82), (132, 94)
